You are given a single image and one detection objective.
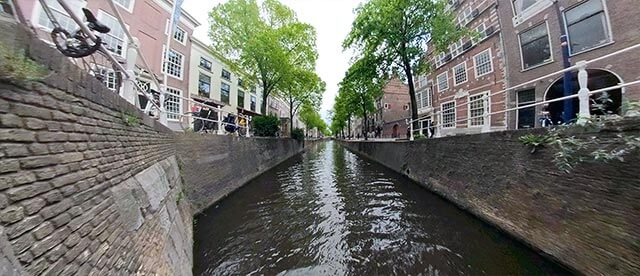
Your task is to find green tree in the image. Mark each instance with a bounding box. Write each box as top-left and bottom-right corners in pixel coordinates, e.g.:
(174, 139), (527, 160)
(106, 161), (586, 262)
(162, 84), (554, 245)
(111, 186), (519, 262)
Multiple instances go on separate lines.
(343, 0), (467, 128)
(300, 102), (329, 137)
(339, 55), (384, 140)
(278, 69), (325, 135)
(209, 0), (318, 114)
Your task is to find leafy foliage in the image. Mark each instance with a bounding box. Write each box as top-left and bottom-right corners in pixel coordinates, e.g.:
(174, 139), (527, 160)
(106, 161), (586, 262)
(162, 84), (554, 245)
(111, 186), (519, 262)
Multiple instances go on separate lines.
(279, 69), (325, 134)
(519, 134), (554, 153)
(0, 41), (47, 85)
(208, 0), (319, 114)
(252, 115), (280, 137)
(343, 0), (468, 124)
(519, 114), (640, 172)
(299, 102), (329, 136)
(291, 128), (304, 142)
(335, 55), (385, 140)
(121, 112), (141, 127)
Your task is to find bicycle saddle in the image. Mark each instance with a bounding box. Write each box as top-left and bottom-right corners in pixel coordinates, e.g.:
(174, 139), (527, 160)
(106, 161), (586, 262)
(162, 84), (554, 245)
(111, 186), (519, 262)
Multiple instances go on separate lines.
(82, 8), (110, 34)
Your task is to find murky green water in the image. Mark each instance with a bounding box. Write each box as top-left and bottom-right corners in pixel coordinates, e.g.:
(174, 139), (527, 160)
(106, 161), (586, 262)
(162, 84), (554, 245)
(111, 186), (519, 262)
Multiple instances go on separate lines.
(194, 141), (570, 275)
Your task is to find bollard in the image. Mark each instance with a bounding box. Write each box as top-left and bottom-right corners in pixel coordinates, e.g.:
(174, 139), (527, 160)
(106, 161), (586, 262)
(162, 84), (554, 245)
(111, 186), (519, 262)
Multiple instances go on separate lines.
(122, 37), (139, 106)
(576, 61), (590, 125)
(482, 93), (491, 133)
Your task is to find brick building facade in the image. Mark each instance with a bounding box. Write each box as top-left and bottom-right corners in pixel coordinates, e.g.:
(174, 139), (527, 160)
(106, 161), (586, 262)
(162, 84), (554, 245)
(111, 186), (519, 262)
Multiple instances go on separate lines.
(373, 77), (411, 138)
(498, 0), (640, 129)
(417, 0), (507, 138)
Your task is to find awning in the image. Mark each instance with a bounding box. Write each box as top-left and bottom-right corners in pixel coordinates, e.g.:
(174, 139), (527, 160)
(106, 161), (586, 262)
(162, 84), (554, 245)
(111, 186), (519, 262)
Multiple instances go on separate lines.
(191, 95), (226, 107)
(237, 107), (261, 117)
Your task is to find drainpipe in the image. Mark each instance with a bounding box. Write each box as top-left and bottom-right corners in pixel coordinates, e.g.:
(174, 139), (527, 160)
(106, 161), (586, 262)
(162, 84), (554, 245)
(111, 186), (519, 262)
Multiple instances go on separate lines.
(556, 2), (574, 123)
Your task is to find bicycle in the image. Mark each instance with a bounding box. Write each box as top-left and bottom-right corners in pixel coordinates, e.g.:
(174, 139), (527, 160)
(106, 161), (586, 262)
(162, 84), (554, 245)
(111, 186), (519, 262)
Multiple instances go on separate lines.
(37, 0), (123, 92)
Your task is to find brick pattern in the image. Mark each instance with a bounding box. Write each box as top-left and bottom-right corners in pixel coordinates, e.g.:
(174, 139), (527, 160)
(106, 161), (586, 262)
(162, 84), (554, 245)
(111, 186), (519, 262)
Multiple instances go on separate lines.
(340, 123), (640, 275)
(0, 23), (191, 275)
(175, 135), (303, 213)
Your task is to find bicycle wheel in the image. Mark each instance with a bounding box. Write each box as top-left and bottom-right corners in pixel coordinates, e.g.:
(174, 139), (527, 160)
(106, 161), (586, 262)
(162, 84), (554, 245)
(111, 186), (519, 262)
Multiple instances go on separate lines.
(51, 28), (101, 58)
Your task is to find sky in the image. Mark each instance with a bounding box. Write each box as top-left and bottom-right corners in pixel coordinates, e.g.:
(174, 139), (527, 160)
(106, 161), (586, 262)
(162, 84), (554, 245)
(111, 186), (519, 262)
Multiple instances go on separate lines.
(182, 0), (362, 122)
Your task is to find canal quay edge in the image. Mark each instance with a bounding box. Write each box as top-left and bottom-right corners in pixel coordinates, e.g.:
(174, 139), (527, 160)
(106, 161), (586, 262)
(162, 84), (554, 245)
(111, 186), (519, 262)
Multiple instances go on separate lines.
(338, 125), (640, 276)
(0, 24), (305, 276)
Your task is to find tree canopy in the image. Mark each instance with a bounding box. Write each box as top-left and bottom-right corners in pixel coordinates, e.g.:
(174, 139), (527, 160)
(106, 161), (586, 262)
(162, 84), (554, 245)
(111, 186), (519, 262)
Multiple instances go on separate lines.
(336, 55), (385, 140)
(279, 68), (325, 134)
(208, 0), (319, 114)
(343, 0), (467, 126)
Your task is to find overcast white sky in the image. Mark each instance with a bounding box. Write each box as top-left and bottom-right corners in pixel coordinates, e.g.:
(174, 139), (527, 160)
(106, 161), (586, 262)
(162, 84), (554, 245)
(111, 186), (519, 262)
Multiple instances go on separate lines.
(182, 0), (361, 122)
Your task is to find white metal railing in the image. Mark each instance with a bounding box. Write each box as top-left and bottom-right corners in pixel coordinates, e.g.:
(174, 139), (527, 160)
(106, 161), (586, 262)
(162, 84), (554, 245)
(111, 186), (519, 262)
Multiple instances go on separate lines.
(165, 107), (251, 137)
(406, 42), (640, 141)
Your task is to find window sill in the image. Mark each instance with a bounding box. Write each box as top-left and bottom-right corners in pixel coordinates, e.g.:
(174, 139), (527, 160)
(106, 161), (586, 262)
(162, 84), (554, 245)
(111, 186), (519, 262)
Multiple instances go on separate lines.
(512, 0), (554, 27)
(521, 59), (555, 72)
(570, 41), (615, 57)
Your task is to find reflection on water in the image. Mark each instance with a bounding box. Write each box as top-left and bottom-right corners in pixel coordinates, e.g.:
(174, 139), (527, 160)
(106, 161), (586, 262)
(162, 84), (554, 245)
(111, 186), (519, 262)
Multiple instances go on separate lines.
(194, 141), (570, 275)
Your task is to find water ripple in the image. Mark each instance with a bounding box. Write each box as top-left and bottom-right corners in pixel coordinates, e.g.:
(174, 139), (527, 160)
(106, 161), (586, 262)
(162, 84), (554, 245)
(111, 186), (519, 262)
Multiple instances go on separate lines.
(194, 141), (570, 275)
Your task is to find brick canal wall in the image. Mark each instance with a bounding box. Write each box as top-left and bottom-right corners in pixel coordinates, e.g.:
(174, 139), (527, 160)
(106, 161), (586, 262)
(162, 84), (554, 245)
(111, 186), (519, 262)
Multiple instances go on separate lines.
(175, 135), (303, 214)
(0, 23), (193, 275)
(339, 125), (640, 275)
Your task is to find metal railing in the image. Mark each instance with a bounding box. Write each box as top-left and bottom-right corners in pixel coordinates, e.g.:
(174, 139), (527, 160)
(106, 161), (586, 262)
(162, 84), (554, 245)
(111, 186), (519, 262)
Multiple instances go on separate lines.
(406, 42), (640, 141)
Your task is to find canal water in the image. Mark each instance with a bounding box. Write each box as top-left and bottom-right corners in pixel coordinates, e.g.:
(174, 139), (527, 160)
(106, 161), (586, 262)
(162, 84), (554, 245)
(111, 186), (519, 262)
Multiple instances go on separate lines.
(194, 141), (570, 275)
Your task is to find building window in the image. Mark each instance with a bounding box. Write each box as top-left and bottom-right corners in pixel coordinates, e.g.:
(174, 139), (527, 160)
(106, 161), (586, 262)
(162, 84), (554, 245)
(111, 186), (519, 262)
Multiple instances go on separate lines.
(468, 93), (487, 126)
(97, 11), (127, 56)
(441, 101), (456, 128)
(113, 0), (134, 12)
(473, 23), (487, 43)
(37, 0), (83, 31)
(198, 73), (211, 97)
(519, 22), (551, 69)
(250, 95), (256, 111)
(199, 57), (212, 71)
(96, 67), (117, 91)
(563, 0), (611, 55)
(517, 89), (536, 128)
(173, 26), (186, 44)
(165, 87), (181, 120)
(449, 39), (465, 57)
(162, 47), (184, 79)
(221, 82), (230, 104)
(417, 87), (433, 110)
(238, 90), (245, 108)
(437, 72), (449, 92)
(474, 49), (493, 78)
(221, 69), (231, 81)
(453, 62), (467, 86)
(238, 78), (246, 88)
(512, 0), (540, 15)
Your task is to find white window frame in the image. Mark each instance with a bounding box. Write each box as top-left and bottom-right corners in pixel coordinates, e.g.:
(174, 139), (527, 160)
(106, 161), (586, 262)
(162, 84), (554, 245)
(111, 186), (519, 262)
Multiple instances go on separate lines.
(437, 71), (449, 93)
(441, 101), (456, 129)
(473, 23), (487, 44)
(473, 48), (494, 78)
(161, 45), (184, 80)
(113, 0), (135, 13)
(468, 92), (488, 127)
(97, 10), (128, 57)
(165, 20), (187, 45)
(452, 61), (468, 86)
(511, 0), (554, 26)
(165, 87), (182, 121)
(518, 21), (554, 71)
(562, 0), (613, 56)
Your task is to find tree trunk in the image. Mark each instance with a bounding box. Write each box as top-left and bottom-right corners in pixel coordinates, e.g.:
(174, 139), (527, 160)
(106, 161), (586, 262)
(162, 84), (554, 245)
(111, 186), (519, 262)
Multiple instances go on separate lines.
(348, 116), (352, 138)
(289, 103), (294, 136)
(363, 110), (368, 140)
(261, 80), (269, 115)
(403, 60), (419, 133)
